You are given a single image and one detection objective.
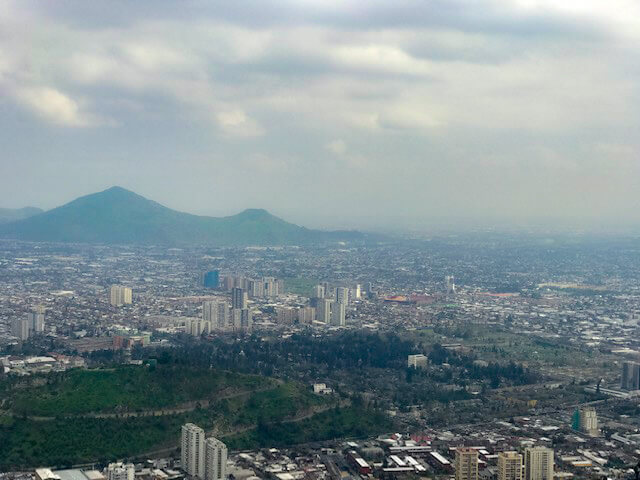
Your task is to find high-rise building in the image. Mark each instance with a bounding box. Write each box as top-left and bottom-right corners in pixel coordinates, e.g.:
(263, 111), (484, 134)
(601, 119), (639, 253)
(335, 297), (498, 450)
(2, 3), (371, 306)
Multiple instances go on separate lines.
(107, 462), (135, 480)
(11, 317), (30, 341)
(240, 308), (252, 330)
(110, 285), (132, 307)
(181, 423), (205, 478)
(313, 284), (325, 299)
(352, 284), (362, 300)
(204, 301), (229, 330)
(524, 447), (554, 480)
(231, 287), (247, 309)
(27, 310), (45, 333)
(203, 271), (220, 289)
(621, 361), (640, 390)
(204, 437), (227, 480)
(331, 301), (346, 326)
(498, 452), (522, 480)
(263, 277), (278, 298)
(455, 448), (478, 480)
(336, 287), (349, 305)
(576, 407), (598, 436)
(317, 298), (332, 323)
(445, 276), (456, 294)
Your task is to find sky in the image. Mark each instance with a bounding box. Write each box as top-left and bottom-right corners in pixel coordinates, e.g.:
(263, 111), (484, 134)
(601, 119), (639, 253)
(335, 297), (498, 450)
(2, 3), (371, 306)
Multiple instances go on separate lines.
(1, 0), (639, 232)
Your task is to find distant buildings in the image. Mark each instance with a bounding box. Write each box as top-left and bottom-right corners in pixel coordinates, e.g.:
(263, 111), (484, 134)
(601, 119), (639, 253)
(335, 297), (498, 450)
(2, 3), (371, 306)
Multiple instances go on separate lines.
(498, 451), (522, 480)
(204, 437), (227, 480)
(203, 271), (220, 289)
(455, 447), (478, 480)
(524, 446), (554, 480)
(110, 285), (132, 307)
(203, 301), (229, 330)
(182, 423), (227, 480)
(313, 284), (325, 299)
(621, 361), (640, 390)
(181, 423), (205, 478)
(407, 354), (428, 369)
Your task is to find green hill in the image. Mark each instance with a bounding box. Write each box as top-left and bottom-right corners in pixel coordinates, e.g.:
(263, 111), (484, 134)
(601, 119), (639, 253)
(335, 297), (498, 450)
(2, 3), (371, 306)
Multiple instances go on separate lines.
(0, 186), (364, 245)
(0, 206), (42, 224)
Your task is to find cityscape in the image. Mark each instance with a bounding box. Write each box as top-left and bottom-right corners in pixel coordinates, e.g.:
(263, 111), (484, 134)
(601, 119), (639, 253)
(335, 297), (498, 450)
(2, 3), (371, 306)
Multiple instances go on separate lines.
(2, 1), (640, 480)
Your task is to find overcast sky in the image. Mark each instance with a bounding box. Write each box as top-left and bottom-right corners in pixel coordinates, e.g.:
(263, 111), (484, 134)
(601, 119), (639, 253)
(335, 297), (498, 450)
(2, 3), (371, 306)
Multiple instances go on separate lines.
(1, 0), (639, 232)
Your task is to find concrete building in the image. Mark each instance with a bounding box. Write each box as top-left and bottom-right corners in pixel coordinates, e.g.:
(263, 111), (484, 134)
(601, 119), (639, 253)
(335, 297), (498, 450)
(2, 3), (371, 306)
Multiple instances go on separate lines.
(524, 447), (554, 480)
(110, 285), (132, 307)
(277, 307), (297, 325)
(576, 407), (599, 437)
(498, 452), (522, 480)
(106, 463), (134, 480)
(203, 271), (220, 288)
(204, 301), (229, 330)
(331, 301), (346, 326)
(317, 298), (332, 323)
(231, 287), (247, 310)
(336, 287), (349, 305)
(182, 423), (205, 478)
(455, 448), (478, 480)
(12, 317), (30, 341)
(297, 306), (316, 324)
(408, 354), (428, 369)
(445, 276), (456, 294)
(313, 285), (325, 299)
(621, 361), (640, 390)
(204, 437), (227, 480)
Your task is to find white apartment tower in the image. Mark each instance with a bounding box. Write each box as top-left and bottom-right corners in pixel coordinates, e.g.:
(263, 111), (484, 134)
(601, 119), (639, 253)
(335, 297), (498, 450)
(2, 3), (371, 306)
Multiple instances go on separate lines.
(524, 447), (554, 480)
(110, 285), (132, 307)
(204, 437), (227, 480)
(182, 423), (205, 478)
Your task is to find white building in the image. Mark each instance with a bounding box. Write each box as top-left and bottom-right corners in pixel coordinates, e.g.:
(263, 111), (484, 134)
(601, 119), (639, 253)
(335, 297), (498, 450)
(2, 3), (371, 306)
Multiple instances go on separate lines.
(110, 286), (132, 307)
(107, 462), (134, 480)
(524, 447), (554, 480)
(204, 437), (227, 480)
(182, 423), (206, 478)
(313, 285), (325, 299)
(317, 298), (332, 323)
(407, 354), (428, 369)
(204, 301), (229, 330)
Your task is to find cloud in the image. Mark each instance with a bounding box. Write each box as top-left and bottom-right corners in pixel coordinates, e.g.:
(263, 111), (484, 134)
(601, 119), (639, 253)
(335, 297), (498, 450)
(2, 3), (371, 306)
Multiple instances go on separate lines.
(215, 109), (265, 137)
(326, 139), (347, 155)
(14, 86), (101, 127)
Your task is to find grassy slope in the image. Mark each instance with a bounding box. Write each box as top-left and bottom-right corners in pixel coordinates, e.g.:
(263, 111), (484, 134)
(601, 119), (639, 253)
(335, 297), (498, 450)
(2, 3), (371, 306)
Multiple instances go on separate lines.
(4, 366), (272, 416)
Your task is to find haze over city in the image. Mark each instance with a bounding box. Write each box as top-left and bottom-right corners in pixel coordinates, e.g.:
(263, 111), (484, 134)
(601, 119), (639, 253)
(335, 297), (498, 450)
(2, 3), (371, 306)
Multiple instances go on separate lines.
(1, 0), (639, 232)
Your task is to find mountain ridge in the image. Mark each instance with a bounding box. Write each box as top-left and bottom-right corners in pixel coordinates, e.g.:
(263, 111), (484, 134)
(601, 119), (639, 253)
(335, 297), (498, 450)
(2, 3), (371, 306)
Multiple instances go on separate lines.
(0, 207), (43, 224)
(0, 187), (365, 246)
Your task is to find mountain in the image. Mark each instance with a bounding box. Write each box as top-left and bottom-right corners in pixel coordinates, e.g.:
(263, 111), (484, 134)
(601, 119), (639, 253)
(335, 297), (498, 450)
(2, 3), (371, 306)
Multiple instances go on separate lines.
(0, 207), (43, 224)
(0, 187), (364, 246)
